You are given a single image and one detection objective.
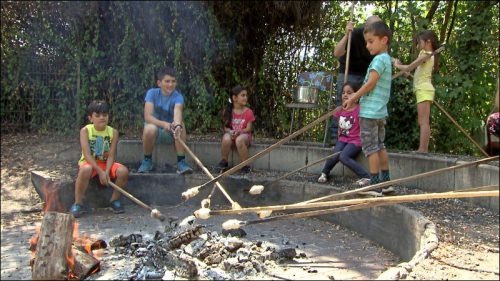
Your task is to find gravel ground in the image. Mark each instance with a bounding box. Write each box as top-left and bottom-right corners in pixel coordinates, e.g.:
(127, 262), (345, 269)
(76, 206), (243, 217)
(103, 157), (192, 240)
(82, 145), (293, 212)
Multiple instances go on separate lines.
(1, 133), (499, 280)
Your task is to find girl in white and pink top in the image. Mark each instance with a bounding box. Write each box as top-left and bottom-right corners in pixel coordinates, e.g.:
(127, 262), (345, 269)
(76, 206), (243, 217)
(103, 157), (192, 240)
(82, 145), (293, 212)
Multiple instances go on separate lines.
(318, 83), (370, 184)
(218, 85), (256, 173)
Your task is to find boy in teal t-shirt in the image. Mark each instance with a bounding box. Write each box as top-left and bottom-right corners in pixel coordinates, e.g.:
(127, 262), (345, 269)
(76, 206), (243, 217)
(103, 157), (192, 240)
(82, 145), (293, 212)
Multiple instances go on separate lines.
(342, 21), (394, 196)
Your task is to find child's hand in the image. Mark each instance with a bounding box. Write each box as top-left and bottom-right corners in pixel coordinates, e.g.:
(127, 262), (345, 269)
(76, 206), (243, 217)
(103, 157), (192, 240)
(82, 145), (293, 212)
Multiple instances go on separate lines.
(343, 97), (354, 110)
(172, 124), (182, 139)
(97, 170), (109, 186)
(346, 21), (354, 34)
(230, 130), (238, 140)
(393, 58), (402, 68)
(162, 122), (172, 132)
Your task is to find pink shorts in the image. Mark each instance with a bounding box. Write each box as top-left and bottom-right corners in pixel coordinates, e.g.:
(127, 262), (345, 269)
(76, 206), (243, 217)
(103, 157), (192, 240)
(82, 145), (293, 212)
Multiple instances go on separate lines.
(79, 161), (124, 179)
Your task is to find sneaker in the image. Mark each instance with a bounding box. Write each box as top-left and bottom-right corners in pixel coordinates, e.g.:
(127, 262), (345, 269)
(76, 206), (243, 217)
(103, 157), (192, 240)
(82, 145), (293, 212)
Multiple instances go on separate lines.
(177, 159), (193, 174)
(138, 158), (153, 173)
(110, 200), (124, 214)
(240, 165), (251, 174)
(70, 203), (85, 218)
(317, 173), (328, 183)
(354, 178), (371, 187)
(217, 160), (229, 172)
(382, 186), (395, 194)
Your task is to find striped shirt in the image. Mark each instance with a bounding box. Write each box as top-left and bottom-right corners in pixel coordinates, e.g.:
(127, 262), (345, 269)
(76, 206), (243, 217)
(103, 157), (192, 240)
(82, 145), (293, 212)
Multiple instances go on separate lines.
(359, 52), (392, 119)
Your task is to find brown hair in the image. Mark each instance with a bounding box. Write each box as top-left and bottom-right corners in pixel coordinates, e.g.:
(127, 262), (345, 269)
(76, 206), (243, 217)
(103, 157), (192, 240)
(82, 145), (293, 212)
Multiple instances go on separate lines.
(418, 30), (440, 72)
(223, 85), (247, 129)
(363, 21), (392, 46)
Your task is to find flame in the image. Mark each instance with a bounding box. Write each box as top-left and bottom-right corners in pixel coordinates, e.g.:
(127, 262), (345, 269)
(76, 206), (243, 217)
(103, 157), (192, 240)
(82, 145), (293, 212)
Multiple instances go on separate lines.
(29, 225), (41, 268)
(41, 181), (64, 212)
(66, 247), (76, 279)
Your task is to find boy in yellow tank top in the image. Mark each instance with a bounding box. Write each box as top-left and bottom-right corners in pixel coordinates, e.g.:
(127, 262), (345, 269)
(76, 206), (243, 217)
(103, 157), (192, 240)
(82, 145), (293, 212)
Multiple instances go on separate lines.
(70, 100), (129, 218)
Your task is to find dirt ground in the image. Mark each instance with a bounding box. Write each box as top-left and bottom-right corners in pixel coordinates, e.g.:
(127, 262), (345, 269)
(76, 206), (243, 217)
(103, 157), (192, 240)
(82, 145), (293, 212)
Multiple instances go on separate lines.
(1, 133), (499, 280)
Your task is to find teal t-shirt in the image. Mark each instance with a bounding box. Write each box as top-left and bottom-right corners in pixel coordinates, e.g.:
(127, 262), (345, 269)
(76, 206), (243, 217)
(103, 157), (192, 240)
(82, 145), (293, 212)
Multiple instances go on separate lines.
(359, 52), (392, 119)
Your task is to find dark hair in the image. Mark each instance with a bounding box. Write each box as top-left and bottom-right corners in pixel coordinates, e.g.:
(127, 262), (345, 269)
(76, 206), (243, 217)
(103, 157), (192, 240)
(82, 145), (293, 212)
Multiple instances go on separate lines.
(418, 29), (440, 72)
(87, 100), (109, 116)
(156, 67), (176, 81)
(342, 82), (360, 92)
(223, 85), (247, 129)
(364, 21), (392, 46)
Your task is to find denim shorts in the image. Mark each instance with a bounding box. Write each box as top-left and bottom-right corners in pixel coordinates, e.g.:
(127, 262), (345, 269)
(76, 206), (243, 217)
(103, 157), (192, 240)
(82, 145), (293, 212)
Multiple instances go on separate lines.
(360, 117), (386, 156)
(145, 122), (174, 145)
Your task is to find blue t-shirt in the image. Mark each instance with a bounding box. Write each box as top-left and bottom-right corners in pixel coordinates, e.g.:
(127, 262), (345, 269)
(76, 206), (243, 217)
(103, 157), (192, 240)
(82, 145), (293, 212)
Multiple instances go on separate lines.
(359, 52), (392, 119)
(144, 88), (184, 122)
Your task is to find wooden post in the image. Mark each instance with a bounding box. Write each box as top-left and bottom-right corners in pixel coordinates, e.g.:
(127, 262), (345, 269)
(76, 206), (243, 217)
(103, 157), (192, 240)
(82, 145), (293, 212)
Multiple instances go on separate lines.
(32, 212), (74, 280)
(76, 60), (81, 131)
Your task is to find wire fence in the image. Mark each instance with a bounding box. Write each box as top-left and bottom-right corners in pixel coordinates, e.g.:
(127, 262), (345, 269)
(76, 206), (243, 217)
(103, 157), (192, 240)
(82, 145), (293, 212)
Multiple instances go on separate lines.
(1, 60), (78, 134)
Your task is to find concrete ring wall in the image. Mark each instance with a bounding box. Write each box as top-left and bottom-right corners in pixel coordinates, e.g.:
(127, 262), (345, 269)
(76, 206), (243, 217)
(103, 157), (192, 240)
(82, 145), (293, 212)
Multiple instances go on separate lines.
(117, 140), (499, 213)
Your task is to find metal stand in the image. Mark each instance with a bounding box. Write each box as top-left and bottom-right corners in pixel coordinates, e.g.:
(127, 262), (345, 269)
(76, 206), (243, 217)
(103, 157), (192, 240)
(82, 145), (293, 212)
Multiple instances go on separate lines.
(287, 72), (335, 147)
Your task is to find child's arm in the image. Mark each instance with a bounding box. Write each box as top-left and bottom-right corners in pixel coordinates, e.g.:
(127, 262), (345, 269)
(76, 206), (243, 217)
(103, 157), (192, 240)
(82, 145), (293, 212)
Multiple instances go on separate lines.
(172, 103), (184, 139)
(105, 128), (119, 178)
(80, 127), (108, 185)
(240, 122), (253, 133)
(393, 53), (429, 72)
(144, 102), (171, 130)
(343, 70), (379, 109)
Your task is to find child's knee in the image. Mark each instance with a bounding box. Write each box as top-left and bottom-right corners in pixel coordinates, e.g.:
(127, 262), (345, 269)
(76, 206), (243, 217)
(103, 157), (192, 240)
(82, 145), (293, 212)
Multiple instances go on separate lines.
(222, 134), (232, 143)
(235, 138), (248, 149)
(78, 165), (93, 177)
(116, 166), (129, 178)
(143, 123), (158, 136)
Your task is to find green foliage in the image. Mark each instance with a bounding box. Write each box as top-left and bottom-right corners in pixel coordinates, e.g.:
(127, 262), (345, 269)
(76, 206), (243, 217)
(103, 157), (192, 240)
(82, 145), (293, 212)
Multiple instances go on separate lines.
(1, 1), (498, 156)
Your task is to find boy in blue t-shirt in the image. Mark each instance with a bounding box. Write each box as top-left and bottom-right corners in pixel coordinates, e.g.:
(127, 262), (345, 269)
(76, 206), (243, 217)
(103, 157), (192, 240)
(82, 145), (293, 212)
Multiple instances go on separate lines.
(137, 67), (193, 174)
(342, 21), (394, 195)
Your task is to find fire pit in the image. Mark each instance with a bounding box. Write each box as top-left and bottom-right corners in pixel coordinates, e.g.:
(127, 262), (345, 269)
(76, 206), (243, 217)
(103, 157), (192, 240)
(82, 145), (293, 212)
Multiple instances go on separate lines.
(30, 172), (432, 280)
(74, 203), (399, 280)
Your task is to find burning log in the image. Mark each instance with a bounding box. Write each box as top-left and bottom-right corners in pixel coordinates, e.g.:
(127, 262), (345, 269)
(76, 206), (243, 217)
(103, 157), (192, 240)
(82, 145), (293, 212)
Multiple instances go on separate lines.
(72, 248), (100, 280)
(163, 225), (204, 250)
(32, 212), (74, 280)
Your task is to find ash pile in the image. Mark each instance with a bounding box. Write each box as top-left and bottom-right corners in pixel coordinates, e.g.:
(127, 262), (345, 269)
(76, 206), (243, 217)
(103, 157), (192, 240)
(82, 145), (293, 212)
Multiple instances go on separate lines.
(108, 217), (303, 280)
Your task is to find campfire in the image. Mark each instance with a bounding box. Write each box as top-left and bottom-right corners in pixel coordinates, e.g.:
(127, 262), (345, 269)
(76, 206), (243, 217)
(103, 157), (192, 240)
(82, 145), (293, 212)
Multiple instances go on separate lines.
(29, 184), (105, 280)
(108, 218), (301, 280)
(29, 212), (105, 280)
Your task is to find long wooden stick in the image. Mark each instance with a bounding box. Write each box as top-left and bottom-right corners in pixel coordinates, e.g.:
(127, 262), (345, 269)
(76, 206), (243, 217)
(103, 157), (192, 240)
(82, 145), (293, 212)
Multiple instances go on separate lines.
(187, 107), (341, 191)
(176, 138), (240, 208)
(434, 100), (489, 157)
(343, 3), (355, 84)
(392, 45), (445, 79)
(264, 151), (341, 188)
(108, 181), (165, 221)
(299, 155), (498, 204)
(228, 186), (498, 227)
(108, 181), (151, 210)
(211, 188), (498, 216)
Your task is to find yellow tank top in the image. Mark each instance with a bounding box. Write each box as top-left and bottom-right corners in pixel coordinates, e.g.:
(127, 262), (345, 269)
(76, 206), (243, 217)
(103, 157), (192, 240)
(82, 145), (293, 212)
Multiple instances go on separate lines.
(413, 50), (435, 92)
(78, 124), (114, 165)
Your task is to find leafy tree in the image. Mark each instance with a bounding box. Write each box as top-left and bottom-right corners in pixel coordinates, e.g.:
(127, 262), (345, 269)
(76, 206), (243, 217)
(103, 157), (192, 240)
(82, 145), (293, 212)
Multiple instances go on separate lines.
(1, 1), (498, 156)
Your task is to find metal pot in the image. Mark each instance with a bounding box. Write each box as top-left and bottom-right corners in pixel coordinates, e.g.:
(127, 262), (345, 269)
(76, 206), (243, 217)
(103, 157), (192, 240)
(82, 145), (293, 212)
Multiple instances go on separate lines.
(293, 86), (318, 104)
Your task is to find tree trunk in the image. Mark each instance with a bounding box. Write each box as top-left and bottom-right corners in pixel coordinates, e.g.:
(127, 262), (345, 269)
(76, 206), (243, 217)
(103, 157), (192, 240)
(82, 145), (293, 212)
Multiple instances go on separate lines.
(439, 0), (453, 44)
(445, 0), (459, 44)
(32, 212), (74, 280)
(425, 0), (440, 27)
